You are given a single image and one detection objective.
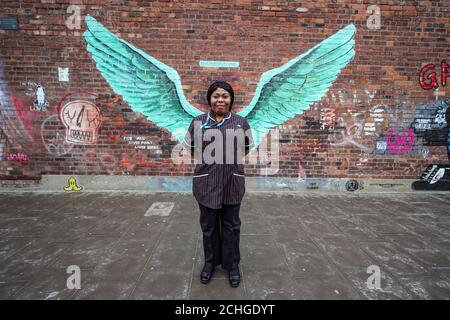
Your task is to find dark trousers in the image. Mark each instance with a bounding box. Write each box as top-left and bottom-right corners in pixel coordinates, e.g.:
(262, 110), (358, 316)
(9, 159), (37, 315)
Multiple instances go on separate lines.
(199, 203), (241, 273)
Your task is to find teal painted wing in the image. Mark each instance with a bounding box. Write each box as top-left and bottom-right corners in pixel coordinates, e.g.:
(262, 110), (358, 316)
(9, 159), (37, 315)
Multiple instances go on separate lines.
(83, 16), (202, 142)
(238, 24), (356, 147)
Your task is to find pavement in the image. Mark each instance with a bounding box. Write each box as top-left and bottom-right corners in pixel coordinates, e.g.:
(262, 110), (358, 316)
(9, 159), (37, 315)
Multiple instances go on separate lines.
(0, 191), (449, 300)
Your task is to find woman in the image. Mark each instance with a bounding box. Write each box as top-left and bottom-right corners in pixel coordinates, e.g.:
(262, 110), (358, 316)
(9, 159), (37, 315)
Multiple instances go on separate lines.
(183, 80), (253, 287)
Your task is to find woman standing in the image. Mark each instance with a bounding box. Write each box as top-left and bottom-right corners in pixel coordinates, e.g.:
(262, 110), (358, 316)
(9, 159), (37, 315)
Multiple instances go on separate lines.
(183, 80), (253, 287)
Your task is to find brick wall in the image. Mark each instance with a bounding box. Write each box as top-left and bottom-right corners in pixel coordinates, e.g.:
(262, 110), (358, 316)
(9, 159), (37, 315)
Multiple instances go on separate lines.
(0, 0), (449, 184)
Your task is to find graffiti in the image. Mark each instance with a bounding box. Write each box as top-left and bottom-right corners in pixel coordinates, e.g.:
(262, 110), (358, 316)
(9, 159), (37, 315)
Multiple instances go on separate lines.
(412, 164), (450, 190)
(371, 136), (429, 158)
(10, 96), (40, 139)
(345, 179), (363, 192)
(84, 16), (355, 147)
(6, 153), (29, 164)
(412, 101), (450, 191)
(1, 64), (37, 154)
(306, 181), (319, 190)
(385, 128), (415, 155)
(122, 135), (162, 154)
(319, 108), (335, 130)
(375, 140), (387, 152)
(417, 146), (430, 158)
(41, 115), (74, 156)
(419, 60), (448, 90)
(24, 82), (49, 111)
(33, 85), (49, 111)
(317, 87), (377, 119)
(61, 100), (101, 144)
(63, 176), (83, 191)
(365, 105), (387, 136)
(329, 120), (370, 151)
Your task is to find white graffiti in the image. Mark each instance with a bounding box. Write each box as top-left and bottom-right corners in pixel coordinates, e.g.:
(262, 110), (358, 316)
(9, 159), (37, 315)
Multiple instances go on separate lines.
(122, 135), (162, 154)
(319, 108), (336, 130)
(434, 107), (447, 128)
(319, 87), (377, 108)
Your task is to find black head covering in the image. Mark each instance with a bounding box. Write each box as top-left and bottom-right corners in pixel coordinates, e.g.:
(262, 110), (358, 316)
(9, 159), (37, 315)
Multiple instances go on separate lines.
(206, 80), (234, 110)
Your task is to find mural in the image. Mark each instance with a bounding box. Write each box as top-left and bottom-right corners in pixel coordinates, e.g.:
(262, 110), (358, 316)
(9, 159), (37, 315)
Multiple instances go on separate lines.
(83, 16), (355, 148)
(60, 100), (101, 145)
(25, 82), (49, 112)
(419, 60), (448, 90)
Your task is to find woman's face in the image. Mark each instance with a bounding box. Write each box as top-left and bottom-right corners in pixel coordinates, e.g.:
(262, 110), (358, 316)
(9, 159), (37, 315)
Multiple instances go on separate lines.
(210, 88), (231, 117)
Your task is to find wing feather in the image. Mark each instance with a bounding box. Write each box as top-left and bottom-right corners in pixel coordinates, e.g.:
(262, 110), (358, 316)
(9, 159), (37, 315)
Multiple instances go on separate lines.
(83, 16), (201, 142)
(239, 24), (356, 147)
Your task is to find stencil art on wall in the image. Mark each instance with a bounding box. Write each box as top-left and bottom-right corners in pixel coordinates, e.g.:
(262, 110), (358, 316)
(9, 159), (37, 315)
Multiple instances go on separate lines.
(25, 82), (49, 112)
(83, 16), (355, 148)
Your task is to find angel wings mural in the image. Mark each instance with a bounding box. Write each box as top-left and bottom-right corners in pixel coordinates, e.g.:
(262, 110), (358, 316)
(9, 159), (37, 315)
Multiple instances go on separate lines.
(83, 16), (356, 148)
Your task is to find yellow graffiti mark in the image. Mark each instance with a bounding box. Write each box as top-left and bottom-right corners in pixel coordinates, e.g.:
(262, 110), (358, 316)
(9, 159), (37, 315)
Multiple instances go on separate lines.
(63, 176), (83, 191)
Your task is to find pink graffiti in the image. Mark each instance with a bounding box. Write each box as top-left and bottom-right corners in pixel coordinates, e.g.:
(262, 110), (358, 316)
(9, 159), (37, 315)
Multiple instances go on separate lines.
(12, 96), (39, 139)
(7, 152), (29, 163)
(385, 128), (415, 155)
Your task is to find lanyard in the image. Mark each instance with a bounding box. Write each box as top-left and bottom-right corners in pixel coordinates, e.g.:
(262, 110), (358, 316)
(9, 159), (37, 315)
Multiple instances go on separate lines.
(201, 112), (231, 129)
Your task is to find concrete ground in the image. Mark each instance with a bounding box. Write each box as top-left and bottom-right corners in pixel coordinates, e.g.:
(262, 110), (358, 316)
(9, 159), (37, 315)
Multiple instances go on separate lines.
(0, 191), (449, 300)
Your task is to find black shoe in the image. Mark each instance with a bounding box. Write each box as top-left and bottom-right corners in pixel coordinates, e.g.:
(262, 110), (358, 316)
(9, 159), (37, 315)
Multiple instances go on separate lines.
(200, 265), (214, 284)
(229, 271), (240, 287)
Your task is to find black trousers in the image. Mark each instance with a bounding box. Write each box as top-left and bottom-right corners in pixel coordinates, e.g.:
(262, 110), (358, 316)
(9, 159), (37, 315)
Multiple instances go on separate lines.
(199, 202), (241, 273)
